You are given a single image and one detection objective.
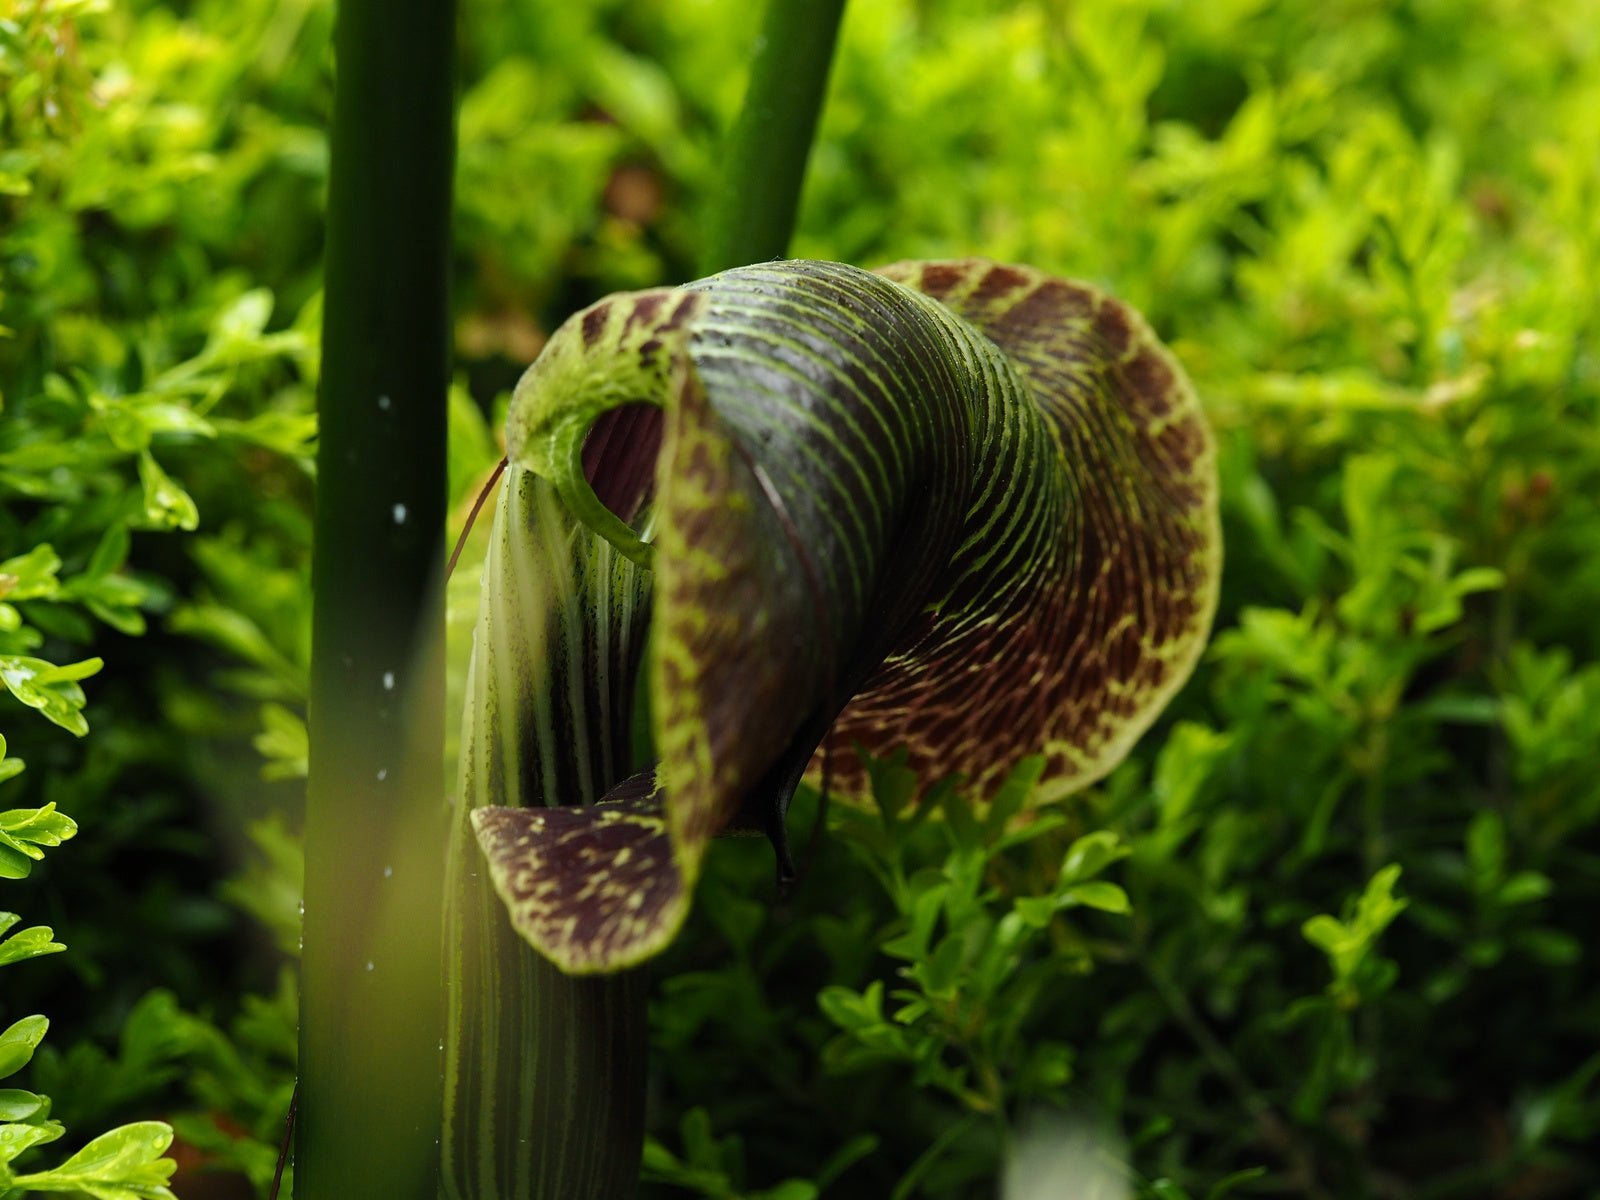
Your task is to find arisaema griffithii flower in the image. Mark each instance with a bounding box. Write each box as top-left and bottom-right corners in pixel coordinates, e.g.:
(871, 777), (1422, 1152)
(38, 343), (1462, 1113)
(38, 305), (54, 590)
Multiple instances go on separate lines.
(441, 259), (1219, 1195)
(456, 256), (1218, 971)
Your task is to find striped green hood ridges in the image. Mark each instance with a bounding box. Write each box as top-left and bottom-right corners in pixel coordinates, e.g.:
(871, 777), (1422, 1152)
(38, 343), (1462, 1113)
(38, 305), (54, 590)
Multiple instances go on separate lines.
(464, 258), (1219, 975)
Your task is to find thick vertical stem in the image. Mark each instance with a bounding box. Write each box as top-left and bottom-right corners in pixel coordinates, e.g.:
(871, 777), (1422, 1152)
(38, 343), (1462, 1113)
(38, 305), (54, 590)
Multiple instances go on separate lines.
(701, 0), (849, 274)
(300, 0), (456, 1194)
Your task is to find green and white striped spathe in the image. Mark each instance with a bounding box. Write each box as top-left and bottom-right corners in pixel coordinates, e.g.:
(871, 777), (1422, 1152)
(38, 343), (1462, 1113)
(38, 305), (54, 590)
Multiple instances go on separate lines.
(442, 470), (649, 1199)
(443, 258), (1218, 1197)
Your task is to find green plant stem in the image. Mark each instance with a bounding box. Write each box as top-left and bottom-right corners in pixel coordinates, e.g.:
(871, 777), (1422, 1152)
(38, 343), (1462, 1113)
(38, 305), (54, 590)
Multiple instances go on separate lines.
(300, 0), (456, 1192)
(701, 0), (849, 275)
(1360, 726), (1390, 875)
(1137, 947), (1331, 1200)
(888, 1114), (979, 1200)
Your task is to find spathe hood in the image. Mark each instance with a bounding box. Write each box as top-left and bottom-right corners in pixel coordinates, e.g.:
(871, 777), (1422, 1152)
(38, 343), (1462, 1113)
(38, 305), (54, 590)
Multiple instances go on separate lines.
(460, 259), (1220, 974)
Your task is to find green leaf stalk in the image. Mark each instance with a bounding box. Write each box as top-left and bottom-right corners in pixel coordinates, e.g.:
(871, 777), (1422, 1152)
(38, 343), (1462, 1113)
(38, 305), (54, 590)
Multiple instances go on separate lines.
(702, 0), (850, 275)
(300, 0), (456, 1193)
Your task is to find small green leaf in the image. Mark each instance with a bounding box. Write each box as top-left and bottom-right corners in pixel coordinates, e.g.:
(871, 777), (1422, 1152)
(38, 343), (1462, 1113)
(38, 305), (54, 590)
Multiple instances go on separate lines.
(0, 163), (34, 197)
(32, 659), (103, 685)
(1302, 864), (1408, 986)
(0, 803), (79, 879)
(65, 524), (154, 635)
(0, 1088), (47, 1122)
(1013, 896), (1056, 928)
(1146, 1179), (1193, 1200)
(0, 545), (62, 602)
(1451, 566), (1508, 595)
(881, 881), (946, 962)
(679, 1107), (716, 1169)
(991, 810), (1068, 855)
(939, 781), (982, 846)
(0, 1117), (65, 1168)
(168, 604), (297, 680)
(1516, 928), (1581, 966)
(253, 703), (309, 781)
(11, 1120), (177, 1199)
(817, 982), (885, 1032)
(210, 288), (275, 345)
(983, 756), (1047, 836)
(1204, 1167), (1269, 1199)
(812, 1134), (878, 1190)
(1060, 831), (1128, 884)
(0, 1015), (49, 1080)
(756, 1182), (819, 1200)
(1497, 871), (1552, 907)
(1151, 722), (1232, 830)
(213, 410), (318, 458)
(1017, 1041), (1074, 1094)
(638, 1138), (682, 1174)
(134, 400), (217, 442)
(1063, 881), (1132, 914)
(1302, 915), (1348, 958)
(98, 399), (153, 453)
(0, 918), (66, 966)
(917, 933), (968, 1000)
(889, 993), (930, 1025)
(137, 451), (200, 531)
(1465, 811), (1505, 885)
(86, 523), (132, 578)
(0, 656), (102, 736)
(20, 603), (93, 643)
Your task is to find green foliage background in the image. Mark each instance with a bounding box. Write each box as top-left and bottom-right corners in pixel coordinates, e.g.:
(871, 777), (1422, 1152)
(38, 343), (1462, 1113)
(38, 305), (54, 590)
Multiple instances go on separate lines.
(3, 0), (1599, 1195)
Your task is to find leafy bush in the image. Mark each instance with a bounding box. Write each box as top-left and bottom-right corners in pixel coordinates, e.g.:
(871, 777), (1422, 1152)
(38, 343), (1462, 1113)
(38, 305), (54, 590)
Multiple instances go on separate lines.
(4, 0), (1599, 1196)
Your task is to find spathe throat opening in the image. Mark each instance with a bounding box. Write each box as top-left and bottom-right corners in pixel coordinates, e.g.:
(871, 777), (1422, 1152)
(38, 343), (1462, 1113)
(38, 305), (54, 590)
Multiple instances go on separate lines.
(582, 402), (664, 532)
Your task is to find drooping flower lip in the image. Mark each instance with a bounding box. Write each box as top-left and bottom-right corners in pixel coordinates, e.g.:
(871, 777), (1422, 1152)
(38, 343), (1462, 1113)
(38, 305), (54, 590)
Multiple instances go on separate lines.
(466, 258), (1221, 975)
(471, 768), (680, 974)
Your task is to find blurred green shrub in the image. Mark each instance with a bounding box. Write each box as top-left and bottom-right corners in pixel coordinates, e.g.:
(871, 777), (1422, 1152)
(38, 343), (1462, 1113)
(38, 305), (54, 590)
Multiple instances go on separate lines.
(4, 0), (1600, 1195)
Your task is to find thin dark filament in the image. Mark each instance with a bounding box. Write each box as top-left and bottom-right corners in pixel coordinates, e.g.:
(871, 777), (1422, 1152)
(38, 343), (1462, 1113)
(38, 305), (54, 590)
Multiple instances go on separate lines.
(270, 1083), (298, 1200)
(447, 456), (509, 580)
